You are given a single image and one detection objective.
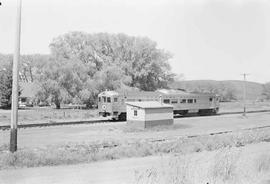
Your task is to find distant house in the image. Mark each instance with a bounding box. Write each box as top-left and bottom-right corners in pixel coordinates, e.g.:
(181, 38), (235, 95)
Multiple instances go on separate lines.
(19, 82), (37, 107)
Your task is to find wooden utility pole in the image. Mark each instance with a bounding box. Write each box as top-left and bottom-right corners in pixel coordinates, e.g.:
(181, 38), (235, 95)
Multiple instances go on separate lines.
(241, 73), (249, 117)
(10, 0), (22, 153)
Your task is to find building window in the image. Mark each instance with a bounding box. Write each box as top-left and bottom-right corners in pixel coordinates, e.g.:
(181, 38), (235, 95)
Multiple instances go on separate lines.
(209, 98), (213, 102)
(188, 99), (193, 103)
(163, 99), (170, 104)
(134, 110), (137, 116)
(171, 99), (178, 104)
(102, 96), (106, 103)
(107, 97), (111, 103)
(194, 99), (197, 103)
(180, 99), (186, 103)
(114, 98), (118, 102)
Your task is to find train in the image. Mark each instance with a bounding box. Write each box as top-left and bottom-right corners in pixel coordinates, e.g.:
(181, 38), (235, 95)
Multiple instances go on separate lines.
(98, 89), (220, 120)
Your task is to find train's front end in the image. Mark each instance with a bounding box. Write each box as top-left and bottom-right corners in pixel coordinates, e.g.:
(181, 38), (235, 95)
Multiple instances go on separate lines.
(98, 91), (120, 119)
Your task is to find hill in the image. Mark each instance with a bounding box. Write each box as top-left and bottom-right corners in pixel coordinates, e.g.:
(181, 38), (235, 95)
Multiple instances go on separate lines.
(170, 80), (264, 101)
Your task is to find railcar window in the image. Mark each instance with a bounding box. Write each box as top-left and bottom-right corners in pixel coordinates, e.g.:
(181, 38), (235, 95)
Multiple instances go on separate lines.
(107, 97), (111, 103)
(98, 97), (101, 102)
(134, 110), (137, 116)
(163, 99), (170, 104)
(180, 99), (186, 103)
(102, 96), (106, 103)
(188, 99), (193, 103)
(194, 99), (197, 103)
(114, 98), (118, 102)
(171, 99), (178, 104)
(209, 98), (213, 102)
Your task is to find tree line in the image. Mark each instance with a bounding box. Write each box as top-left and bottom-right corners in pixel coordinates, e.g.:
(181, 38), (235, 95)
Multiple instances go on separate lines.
(0, 32), (174, 109)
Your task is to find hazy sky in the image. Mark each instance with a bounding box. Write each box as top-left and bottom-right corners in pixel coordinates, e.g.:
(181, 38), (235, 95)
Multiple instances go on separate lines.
(1, 0), (270, 83)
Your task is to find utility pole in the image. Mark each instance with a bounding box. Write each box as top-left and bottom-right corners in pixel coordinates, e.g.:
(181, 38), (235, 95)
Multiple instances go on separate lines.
(241, 73), (249, 117)
(10, 0), (22, 153)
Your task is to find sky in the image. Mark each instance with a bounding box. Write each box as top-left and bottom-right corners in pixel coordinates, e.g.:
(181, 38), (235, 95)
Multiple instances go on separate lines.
(0, 0), (270, 83)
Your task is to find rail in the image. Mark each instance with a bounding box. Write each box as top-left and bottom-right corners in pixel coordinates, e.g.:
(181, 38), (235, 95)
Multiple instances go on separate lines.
(0, 109), (270, 131)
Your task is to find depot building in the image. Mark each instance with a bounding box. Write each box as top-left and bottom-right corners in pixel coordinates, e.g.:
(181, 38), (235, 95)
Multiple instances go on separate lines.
(126, 101), (173, 129)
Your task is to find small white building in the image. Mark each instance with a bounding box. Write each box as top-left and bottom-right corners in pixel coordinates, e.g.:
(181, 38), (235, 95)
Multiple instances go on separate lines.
(126, 101), (173, 129)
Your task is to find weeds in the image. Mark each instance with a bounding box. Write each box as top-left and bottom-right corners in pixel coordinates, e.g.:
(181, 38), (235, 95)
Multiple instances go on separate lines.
(256, 153), (270, 173)
(210, 148), (240, 183)
(0, 128), (270, 169)
(134, 156), (192, 184)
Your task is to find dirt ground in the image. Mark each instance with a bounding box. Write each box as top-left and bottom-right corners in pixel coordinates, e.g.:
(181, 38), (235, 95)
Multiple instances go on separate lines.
(1, 112), (270, 148)
(0, 142), (269, 184)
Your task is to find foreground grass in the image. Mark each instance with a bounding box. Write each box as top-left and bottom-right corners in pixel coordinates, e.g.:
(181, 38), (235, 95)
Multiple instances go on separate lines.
(0, 128), (270, 170)
(134, 145), (270, 184)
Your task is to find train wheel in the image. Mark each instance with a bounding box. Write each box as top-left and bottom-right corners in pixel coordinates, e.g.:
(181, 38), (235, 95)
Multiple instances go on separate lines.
(118, 113), (126, 121)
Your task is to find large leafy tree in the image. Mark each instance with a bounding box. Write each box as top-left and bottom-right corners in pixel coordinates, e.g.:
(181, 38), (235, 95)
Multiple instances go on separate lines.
(35, 58), (90, 109)
(35, 32), (174, 108)
(50, 32), (174, 91)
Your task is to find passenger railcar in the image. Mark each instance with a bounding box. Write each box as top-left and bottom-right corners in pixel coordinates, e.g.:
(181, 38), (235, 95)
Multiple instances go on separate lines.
(98, 89), (220, 120)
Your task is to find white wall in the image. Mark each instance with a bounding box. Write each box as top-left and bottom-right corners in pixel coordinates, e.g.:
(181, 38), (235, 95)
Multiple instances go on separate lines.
(126, 105), (145, 121)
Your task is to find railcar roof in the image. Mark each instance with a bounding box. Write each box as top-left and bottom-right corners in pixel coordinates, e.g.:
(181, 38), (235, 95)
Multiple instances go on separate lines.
(126, 101), (173, 109)
(98, 89), (217, 97)
(157, 89), (191, 95)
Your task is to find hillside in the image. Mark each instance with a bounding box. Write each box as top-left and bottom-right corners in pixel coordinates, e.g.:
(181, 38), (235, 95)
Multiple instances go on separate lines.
(170, 80), (264, 101)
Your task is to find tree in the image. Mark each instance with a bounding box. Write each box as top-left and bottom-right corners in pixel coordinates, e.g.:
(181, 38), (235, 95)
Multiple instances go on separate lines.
(35, 58), (89, 109)
(0, 62), (13, 109)
(50, 32), (174, 91)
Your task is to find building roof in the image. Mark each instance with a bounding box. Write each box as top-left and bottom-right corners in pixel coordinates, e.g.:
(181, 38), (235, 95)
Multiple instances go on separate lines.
(126, 101), (173, 109)
(98, 90), (119, 96)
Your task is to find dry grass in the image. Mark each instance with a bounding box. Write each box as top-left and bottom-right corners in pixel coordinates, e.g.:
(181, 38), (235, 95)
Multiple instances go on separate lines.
(256, 153), (270, 173)
(134, 146), (269, 184)
(209, 148), (241, 183)
(134, 156), (192, 184)
(0, 108), (98, 126)
(0, 128), (270, 169)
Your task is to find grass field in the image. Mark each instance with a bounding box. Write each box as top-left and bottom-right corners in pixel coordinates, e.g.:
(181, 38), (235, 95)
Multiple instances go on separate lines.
(220, 101), (270, 113)
(0, 107), (99, 126)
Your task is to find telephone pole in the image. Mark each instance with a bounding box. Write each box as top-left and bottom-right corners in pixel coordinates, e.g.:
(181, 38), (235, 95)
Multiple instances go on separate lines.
(241, 73), (249, 117)
(10, 0), (22, 153)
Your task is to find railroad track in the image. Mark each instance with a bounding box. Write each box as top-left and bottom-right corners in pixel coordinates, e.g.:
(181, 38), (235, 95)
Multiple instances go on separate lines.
(0, 109), (270, 131)
(85, 124), (270, 150)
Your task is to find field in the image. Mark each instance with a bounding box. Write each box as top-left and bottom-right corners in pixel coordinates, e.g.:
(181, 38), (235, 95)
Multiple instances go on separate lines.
(0, 107), (99, 126)
(0, 113), (270, 183)
(1, 102), (270, 183)
(220, 101), (270, 113)
(0, 101), (270, 126)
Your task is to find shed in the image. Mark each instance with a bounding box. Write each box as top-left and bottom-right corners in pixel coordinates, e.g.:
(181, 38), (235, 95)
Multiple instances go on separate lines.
(126, 101), (173, 129)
